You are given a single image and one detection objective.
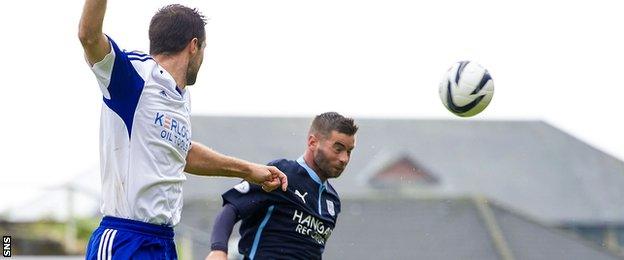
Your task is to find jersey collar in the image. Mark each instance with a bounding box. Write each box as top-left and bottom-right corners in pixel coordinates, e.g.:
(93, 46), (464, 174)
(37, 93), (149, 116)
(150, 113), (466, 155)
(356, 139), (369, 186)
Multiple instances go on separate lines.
(297, 156), (327, 187)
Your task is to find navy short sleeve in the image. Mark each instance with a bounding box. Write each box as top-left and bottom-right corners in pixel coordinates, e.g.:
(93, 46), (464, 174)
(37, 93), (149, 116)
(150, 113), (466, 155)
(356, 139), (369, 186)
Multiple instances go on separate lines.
(221, 160), (286, 219)
(222, 181), (273, 219)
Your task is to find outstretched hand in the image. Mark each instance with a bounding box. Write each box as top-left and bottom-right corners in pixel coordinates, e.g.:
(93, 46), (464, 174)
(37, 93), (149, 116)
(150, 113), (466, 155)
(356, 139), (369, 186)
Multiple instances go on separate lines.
(245, 164), (288, 192)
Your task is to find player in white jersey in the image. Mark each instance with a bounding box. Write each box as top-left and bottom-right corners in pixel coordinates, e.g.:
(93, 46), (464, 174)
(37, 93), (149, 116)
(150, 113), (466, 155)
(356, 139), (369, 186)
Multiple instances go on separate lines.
(78, 1), (288, 259)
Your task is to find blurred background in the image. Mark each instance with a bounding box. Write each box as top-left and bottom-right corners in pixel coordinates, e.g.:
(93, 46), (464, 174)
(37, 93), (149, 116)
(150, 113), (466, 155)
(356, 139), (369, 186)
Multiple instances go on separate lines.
(1, 0), (624, 259)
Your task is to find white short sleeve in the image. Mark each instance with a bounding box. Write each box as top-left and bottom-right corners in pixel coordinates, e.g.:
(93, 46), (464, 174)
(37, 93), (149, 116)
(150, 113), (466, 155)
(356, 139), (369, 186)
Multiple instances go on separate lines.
(89, 41), (116, 99)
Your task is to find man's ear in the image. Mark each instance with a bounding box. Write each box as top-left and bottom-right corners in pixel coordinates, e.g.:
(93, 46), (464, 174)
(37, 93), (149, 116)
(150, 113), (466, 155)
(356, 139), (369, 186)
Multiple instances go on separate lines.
(189, 38), (199, 54)
(307, 134), (318, 149)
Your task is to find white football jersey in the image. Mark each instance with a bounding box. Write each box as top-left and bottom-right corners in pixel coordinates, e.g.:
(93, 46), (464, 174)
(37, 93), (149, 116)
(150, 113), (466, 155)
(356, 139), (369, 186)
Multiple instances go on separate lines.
(89, 36), (192, 226)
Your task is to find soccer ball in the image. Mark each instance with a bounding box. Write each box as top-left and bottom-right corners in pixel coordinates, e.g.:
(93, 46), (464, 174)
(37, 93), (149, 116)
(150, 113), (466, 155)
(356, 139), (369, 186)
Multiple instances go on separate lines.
(439, 61), (494, 117)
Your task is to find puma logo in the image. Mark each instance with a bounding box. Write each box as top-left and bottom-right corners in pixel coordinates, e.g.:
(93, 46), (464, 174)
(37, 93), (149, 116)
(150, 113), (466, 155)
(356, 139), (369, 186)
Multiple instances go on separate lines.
(295, 189), (308, 204)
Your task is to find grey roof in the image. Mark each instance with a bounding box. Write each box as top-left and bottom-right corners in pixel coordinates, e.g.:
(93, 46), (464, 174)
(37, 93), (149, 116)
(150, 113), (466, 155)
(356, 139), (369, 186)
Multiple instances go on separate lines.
(490, 204), (620, 260)
(184, 116), (624, 224)
(325, 198), (501, 260)
(176, 197), (622, 260)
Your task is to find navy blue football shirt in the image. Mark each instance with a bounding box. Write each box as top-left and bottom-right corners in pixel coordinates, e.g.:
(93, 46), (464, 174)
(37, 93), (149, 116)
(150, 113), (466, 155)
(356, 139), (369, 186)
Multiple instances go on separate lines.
(221, 157), (341, 260)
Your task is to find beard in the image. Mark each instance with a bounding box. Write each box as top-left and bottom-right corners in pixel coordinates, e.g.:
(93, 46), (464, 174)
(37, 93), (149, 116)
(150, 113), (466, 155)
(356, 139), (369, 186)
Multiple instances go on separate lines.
(186, 73), (197, 86)
(186, 54), (202, 86)
(186, 69), (198, 86)
(314, 148), (345, 179)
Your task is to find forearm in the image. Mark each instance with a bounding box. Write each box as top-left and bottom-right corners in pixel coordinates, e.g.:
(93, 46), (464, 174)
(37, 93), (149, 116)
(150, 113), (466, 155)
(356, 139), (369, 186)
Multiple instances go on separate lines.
(185, 141), (253, 178)
(185, 141), (288, 191)
(210, 204), (239, 253)
(78, 0), (106, 43)
(78, 0), (110, 64)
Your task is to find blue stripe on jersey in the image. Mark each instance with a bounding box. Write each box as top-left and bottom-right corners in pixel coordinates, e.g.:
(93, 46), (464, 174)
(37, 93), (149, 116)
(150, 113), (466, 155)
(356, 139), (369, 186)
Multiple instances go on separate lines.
(317, 184), (325, 215)
(103, 36), (145, 138)
(128, 57), (154, 62)
(126, 51), (149, 57)
(296, 157), (328, 214)
(296, 157), (326, 186)
(249, 205), (275, 260)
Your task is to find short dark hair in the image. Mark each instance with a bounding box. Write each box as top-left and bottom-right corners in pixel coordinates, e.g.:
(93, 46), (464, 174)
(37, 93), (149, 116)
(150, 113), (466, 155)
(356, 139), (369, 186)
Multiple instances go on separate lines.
(309, 112), (358, 137)
(149, 4), (207, 55)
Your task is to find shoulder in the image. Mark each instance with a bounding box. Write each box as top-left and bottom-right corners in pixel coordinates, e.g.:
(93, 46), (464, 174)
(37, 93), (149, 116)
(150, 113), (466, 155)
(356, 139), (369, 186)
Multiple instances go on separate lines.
(326, 182), (340, 200)
(120, 49), (161, 87)
(125, 50), (154, 62)
(104, 36), (151, 64)
(267, 158), (290, 167)
(267, 159), (301, 174)
(105, 35), (150, 59)
(104, 36), (156, 78)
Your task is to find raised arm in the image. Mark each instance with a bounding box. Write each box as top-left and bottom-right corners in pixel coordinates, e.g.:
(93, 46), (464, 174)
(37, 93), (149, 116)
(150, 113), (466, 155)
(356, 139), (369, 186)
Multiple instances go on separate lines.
(185, 141), (288, 191)
(78, 0), (111, 65)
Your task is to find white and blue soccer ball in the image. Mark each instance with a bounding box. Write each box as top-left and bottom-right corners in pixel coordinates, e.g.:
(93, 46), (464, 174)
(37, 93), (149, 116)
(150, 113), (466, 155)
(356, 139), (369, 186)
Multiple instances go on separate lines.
(439, 61), (494, 117)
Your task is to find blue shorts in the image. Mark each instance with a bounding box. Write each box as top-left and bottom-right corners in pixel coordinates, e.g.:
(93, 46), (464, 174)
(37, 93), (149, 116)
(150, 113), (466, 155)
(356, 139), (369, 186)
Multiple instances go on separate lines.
(85, 216), (177, 260)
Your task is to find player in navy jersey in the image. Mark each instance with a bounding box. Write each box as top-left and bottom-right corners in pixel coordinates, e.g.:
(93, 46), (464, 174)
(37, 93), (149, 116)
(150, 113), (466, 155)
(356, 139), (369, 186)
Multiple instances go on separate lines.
(206, 112), (358, 260)
(78, 1), (288, 259)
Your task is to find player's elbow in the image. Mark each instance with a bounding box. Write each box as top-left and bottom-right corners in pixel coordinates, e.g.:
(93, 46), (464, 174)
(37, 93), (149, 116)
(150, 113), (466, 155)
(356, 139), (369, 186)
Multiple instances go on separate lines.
(77, 26), (100, 47)
(78, 31), (94, 46)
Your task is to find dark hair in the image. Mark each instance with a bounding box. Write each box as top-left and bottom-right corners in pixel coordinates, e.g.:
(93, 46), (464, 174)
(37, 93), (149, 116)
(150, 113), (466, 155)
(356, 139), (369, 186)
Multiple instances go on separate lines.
(309, 112), (358, 137)
(149, 4), (207, 55)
